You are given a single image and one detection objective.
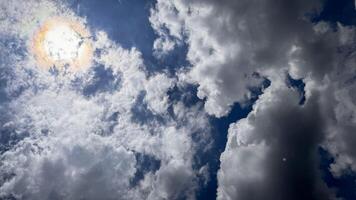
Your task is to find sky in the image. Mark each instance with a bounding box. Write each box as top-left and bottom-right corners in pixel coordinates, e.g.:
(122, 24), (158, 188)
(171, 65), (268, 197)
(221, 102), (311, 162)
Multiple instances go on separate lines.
(1, 0), (356, 200)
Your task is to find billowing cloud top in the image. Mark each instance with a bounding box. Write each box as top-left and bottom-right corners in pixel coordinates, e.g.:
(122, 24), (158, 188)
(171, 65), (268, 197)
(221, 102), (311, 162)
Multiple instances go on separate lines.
(151, 0), (356, 199)
(1, 0), (356, 200)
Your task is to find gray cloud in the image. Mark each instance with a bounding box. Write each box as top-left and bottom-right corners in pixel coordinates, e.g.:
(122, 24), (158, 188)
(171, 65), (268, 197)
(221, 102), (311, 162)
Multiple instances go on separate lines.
(150, 0), (356, 199)
(218, 78), (334, 200)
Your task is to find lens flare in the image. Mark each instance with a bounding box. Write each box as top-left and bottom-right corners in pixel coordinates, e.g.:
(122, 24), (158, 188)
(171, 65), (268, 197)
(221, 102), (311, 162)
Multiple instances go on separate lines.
(31, 17), (93, 72)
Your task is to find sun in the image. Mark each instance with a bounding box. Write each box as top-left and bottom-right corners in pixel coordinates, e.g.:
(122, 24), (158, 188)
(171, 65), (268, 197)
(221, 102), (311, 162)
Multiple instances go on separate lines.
(31, 17), (93, 72)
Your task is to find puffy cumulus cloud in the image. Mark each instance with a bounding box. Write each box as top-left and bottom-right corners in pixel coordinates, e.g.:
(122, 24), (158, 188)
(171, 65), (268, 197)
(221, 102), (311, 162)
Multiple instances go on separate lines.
(317, 26), (356, 178)
(218, 77), (334, 200)
(152, 37), (177, 58)
(92, 30), (147, 114)
(148, 160), (195, 200)
(144, 74), (175, 115)
(150, 0), (356, 198)
(149, 0), (342, 117)
(149, 0), (184, 57)
(278, 21), (356, 183)
(4, 0), (356, 199)
(215, 19), (356, 199)
(0, 1), (212, 199)
(1, 134), (137, 200)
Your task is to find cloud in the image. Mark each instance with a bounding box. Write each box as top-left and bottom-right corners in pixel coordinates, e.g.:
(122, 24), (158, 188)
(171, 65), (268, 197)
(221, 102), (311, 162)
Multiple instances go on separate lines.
(144, 74), (175, 114)
(3, 0), (356, 199)
(149, 0), (184, 57)
(150, 0), (342, 117)
(218, 77), (334, 200)
(1, 134), (137, 200)
(150, 0), (356, 198)
(0, 0), (80, 39)
(152, 37), (177, 58)
(0, 1), (212, 199)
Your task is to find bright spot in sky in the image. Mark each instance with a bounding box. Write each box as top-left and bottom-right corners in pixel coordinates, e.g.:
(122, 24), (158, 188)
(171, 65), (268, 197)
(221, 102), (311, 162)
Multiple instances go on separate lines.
(32, 17), (93, 71)
(43, 25), (82, 62)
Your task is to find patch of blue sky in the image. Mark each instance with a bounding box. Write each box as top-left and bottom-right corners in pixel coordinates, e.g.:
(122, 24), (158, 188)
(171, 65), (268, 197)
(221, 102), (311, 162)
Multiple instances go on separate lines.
(312, 0), (356, 26)
(320, 148), (356, 200)
(286, 74), (306, 105)
(70, 0), (189, 74)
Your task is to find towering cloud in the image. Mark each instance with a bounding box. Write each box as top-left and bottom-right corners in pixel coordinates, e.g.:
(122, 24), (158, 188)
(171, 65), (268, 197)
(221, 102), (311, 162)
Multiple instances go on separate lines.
(218, 77), (334, 200)
(150, 0), (356, 199)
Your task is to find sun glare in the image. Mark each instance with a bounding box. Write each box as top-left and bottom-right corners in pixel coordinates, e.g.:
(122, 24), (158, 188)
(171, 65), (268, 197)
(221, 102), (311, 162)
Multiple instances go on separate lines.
(32, 17), (93, 72)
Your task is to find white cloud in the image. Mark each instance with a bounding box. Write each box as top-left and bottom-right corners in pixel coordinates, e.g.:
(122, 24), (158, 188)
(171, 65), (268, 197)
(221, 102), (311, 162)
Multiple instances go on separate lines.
(0, 1), (212, 199)
(4, 0), (356, 199)
(0, 0), (82, 39)
(1, 135), (137, 200)
(149, 0), (342, 117)
(145, 74), (175, 114)
(152, 37), (176, 58)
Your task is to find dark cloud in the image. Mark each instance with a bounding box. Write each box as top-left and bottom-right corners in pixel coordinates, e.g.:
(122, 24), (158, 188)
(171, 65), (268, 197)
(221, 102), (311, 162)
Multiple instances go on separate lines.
(218, 81), (334, 200)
